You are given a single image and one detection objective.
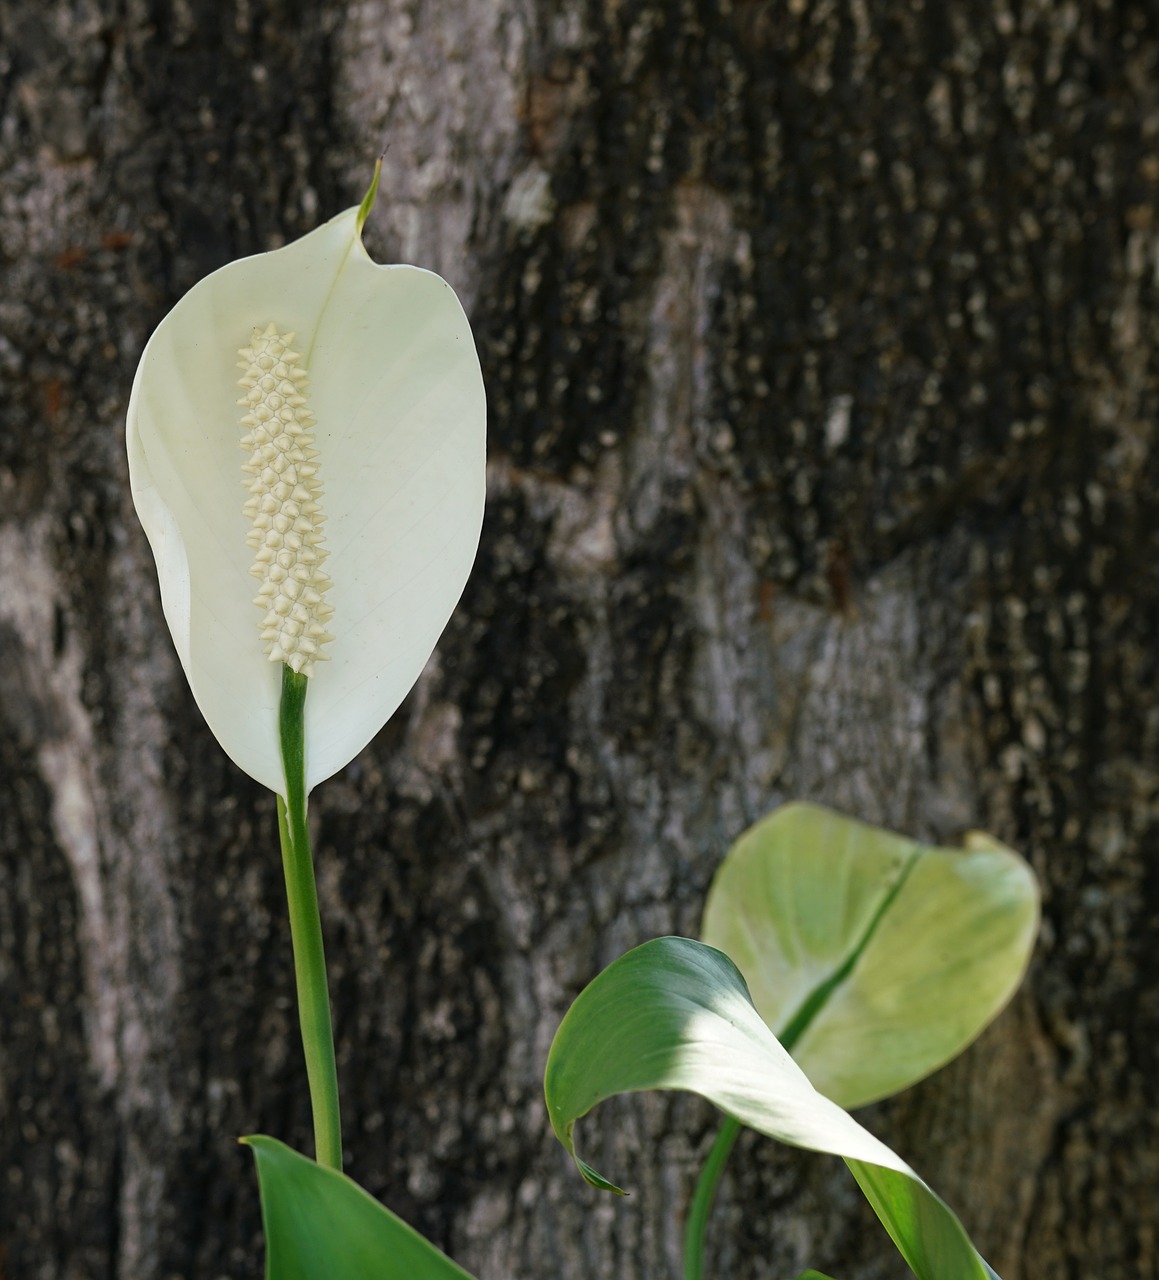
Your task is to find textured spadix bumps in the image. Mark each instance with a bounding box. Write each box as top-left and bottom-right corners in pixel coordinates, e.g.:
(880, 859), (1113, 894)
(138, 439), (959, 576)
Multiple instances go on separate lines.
(239, 324), (334, 676)
(127, 206), (486, 795)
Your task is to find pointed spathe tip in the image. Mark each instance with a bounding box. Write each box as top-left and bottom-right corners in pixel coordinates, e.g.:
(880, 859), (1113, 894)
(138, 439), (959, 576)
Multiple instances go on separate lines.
(355, 156), (383, 238)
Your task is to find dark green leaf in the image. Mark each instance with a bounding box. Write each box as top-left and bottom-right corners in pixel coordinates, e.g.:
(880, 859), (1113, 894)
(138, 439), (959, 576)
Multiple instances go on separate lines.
(244, 1135), (476, 1280)
(544, 937), (997, 1280)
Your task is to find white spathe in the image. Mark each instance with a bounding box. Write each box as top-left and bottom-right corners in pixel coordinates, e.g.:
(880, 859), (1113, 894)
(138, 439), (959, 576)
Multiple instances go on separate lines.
(127, 206), (486, 795)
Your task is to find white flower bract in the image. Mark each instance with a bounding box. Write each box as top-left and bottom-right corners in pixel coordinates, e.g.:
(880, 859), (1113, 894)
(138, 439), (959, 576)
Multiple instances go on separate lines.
(126, 205), (486, 796)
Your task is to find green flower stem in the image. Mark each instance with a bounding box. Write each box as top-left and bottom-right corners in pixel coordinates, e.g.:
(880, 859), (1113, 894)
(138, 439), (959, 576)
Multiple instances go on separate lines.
(277, 665), (343, 1171)
(684, 852), (921, 1280)
(683, 1113), (743, 1280)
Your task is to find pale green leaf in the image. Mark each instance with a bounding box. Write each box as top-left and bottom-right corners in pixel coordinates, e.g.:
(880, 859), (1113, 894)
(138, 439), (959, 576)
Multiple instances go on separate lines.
(544, 937), (996, 1280)
(244, 1135), (476, 1280)
(700, 803), (1039, 1109)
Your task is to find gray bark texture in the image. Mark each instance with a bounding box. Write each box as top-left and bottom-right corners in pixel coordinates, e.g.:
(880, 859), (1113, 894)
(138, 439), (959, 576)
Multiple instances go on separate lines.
(1, 0), (1156, 1277)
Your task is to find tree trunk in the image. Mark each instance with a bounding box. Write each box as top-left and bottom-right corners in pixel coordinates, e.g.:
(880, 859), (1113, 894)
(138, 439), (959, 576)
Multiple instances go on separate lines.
(2, 1), (1156, 1277)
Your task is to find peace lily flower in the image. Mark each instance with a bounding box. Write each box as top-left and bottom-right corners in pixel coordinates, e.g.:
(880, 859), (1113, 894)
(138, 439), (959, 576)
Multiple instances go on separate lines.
(127, 180), (486, 796)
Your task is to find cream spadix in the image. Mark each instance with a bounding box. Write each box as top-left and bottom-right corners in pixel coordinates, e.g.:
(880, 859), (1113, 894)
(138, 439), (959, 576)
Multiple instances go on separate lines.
(239, 323), (334, 678)
(127, 202), (486, 795)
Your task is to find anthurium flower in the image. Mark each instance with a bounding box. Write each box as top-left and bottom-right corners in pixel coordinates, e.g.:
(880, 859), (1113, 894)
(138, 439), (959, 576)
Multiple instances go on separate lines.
(127, 196), (486, 795)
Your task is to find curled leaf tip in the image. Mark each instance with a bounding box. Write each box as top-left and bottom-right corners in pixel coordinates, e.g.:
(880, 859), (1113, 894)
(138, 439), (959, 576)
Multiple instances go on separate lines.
(576, 1156), (627, 1196)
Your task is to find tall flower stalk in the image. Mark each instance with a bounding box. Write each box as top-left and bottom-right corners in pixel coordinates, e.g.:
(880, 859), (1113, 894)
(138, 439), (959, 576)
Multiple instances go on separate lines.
(127, 162), (486, 1168)
(277, 665), (342, 1168)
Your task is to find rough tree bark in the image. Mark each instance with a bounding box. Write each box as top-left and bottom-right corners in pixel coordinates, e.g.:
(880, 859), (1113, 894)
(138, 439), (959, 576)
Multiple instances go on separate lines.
(1, 1), (1157, 1278)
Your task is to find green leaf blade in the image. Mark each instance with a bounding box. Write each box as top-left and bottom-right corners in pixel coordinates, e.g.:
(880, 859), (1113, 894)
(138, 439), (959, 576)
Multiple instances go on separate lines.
(544, 937), (996, 1280)
(701, 804), (1039, 1109)
(244, 1135), (477, 1280)
(546, 939), (899, 1174)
